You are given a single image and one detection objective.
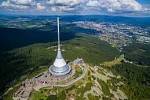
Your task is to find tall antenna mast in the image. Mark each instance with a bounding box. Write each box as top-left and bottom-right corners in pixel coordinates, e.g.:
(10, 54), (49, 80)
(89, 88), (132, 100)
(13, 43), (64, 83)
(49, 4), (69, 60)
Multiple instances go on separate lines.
(57, 17), (60, 50)
(49, 17), (71, 76)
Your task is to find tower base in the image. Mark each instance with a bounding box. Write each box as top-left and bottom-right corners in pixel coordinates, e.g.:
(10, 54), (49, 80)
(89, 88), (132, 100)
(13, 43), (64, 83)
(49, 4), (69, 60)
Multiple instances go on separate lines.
(49, 64), (71, 76)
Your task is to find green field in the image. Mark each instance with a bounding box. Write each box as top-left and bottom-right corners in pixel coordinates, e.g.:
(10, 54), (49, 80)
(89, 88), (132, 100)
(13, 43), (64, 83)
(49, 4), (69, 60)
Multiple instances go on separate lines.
(1, 34), (120, 99)
(123, 42), (150, 66)
(2, 34), (150, 100)
(111, 62), (150, 99)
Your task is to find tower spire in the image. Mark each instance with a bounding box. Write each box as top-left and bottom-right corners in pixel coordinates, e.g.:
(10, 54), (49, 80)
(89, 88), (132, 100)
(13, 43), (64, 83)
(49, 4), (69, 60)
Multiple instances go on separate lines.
(49, 17), (71, 76)
(57, 17), (60, 51)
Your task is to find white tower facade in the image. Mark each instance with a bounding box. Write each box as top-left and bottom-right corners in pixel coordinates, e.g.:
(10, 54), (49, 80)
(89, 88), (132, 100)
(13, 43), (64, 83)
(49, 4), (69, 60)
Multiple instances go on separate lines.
(49, 17), (71, 76)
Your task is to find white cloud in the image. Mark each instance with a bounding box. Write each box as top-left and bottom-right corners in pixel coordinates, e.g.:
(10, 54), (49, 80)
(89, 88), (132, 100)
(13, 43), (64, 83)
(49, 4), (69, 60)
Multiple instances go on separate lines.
(10, 0), (33, 5)
(0, 0), (146, 13)
(47, 0), (81, 6)
(36, 3), (45, 10)
(86, 0), (99, 7)
(86, 0), (142, 12)
(46, 0), (82, 12)
(1, 0), (34, 9)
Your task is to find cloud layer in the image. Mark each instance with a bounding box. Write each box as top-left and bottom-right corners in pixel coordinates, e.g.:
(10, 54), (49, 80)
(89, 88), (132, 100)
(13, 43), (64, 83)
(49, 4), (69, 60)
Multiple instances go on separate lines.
(0, 0), (147, 14)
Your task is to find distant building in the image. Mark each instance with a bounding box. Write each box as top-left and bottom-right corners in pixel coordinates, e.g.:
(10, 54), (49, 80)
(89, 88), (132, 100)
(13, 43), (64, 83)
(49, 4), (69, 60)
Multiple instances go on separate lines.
(73, 58), (84, 65)
(49, 17), (71, 76)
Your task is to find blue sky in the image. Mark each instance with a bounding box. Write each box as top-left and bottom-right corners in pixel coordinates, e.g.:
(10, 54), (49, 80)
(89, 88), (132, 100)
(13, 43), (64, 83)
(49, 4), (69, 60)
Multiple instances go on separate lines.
(138, 0), (150, 4)
(0, 0), (149, 16)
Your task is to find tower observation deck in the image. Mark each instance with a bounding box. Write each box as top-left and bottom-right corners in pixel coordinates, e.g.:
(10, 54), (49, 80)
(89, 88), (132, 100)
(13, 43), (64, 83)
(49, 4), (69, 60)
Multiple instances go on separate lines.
(49, 17), (71, 76)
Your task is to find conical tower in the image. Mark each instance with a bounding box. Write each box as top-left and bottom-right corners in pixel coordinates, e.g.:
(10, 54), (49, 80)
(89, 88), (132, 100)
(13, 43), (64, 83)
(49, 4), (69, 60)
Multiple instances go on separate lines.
(49, 17), (71, 76)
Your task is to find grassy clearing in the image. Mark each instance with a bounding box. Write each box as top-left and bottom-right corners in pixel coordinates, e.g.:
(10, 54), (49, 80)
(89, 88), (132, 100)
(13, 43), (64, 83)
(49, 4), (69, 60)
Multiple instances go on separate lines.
(111, 62), (150, 99)
(97, 78), (111, 96)
(88, 94), (99, 100)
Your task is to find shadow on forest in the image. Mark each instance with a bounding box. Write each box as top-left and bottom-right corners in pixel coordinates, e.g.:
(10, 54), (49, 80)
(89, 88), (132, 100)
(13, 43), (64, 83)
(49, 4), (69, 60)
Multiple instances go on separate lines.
(0, 27), (76, 97)
(0, 27), (76, 52)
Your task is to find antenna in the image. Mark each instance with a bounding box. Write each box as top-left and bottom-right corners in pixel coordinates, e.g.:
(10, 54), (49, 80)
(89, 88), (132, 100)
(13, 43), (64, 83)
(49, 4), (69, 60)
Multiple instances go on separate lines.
(57, 17), (60, 50)
(49, 17), (71, 76)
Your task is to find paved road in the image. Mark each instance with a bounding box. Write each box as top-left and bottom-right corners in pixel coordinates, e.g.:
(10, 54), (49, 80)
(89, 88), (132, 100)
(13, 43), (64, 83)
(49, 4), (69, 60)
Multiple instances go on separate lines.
(13, 63), (88, 100)
(33, 64), (88, 91)
(50, 64), (88, 87)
